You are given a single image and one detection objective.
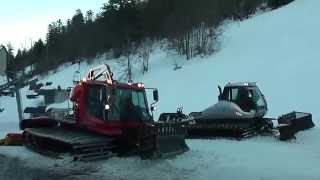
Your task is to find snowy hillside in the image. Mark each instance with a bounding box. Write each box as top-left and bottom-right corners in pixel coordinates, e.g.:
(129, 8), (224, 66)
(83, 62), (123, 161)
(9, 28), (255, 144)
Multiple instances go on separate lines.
(1, 0), (320, 179)
(136, 0), (320, 122)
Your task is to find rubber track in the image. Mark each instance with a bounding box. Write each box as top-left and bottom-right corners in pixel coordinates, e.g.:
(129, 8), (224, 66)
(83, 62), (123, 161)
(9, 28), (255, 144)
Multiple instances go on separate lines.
(24, 127), (116, 161)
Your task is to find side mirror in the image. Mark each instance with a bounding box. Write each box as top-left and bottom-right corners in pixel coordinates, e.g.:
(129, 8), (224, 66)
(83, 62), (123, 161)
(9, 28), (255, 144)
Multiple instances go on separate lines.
(153, 89), (159, 102)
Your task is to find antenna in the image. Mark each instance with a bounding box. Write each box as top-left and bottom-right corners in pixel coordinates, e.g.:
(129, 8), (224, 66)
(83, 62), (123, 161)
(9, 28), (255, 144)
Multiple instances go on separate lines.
(78, 59), (81, 81)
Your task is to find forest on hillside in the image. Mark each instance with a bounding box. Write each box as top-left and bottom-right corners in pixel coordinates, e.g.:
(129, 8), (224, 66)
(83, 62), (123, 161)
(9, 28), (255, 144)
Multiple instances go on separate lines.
(5, 0), (293, 77)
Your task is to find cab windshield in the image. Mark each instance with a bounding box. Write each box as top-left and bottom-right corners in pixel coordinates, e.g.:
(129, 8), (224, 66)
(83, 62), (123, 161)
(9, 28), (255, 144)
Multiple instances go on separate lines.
(110, 88), (151, 121)
(220, 86), (266, 112)
(247, 86), (267, 108)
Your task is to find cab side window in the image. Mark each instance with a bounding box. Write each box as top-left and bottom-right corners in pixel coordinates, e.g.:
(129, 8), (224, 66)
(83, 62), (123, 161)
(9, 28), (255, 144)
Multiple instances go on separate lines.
(230, 88), (239, 102)
(109, 88), (121, 121)
(86, 85), (108, 120)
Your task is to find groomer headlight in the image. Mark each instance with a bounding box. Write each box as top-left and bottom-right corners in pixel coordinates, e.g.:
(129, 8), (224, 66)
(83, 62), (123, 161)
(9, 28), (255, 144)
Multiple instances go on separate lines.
(137, 83), (145, 88)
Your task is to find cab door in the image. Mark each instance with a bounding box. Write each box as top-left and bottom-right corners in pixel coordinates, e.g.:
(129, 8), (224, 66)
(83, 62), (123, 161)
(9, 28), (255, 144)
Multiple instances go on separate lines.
(86, 84), (108, 121)
(81, 84), (122, 136)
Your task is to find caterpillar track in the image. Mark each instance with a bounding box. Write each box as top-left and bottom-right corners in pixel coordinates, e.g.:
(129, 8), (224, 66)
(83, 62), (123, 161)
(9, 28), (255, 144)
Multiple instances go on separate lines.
(24, 127), (117, 161)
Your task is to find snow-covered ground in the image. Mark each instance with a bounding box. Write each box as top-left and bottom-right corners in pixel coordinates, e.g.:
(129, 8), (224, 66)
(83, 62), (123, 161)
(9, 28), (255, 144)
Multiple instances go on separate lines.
(1, 0), (320, 179)
(1, 130), (319, 180)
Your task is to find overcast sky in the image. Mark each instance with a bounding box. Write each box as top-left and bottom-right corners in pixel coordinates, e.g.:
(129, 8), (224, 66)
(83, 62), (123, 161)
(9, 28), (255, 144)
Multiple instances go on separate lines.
(0, 0), (106, 53)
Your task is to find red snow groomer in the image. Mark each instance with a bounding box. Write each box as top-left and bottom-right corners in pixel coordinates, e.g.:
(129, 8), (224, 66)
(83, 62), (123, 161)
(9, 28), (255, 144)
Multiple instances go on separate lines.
(21, 64), (188, 161)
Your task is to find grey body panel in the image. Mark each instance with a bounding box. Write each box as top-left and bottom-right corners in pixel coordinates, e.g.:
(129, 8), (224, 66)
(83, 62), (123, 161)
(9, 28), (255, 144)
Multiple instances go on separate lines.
(199, 82), (267, 120)
(199, 101), (257, 120)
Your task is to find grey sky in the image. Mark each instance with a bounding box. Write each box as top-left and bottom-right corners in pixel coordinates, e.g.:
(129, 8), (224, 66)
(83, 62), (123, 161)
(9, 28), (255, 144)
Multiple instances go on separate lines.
(0, 0), (106, 52)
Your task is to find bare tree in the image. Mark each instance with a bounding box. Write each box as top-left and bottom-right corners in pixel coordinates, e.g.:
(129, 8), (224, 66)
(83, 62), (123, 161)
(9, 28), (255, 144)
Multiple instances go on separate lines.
(169, 22), (218, 60)
(137, 38), (153, 74)
(123, 39), (138, 82)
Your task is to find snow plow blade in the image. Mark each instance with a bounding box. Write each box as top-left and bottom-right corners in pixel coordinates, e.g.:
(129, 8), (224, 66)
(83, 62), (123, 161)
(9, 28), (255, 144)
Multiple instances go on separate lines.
(141, 123), (189, 159)
(158, 113), (187, 123)
(277, 112), (315, 140)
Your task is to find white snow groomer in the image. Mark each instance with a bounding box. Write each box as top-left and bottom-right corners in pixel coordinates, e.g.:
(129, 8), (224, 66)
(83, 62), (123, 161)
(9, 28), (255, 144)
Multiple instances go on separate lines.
(159, 82), (315, 140)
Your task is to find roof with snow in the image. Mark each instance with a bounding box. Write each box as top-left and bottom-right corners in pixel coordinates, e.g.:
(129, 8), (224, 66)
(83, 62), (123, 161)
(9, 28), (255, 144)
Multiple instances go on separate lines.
(225, 82), (257, 87)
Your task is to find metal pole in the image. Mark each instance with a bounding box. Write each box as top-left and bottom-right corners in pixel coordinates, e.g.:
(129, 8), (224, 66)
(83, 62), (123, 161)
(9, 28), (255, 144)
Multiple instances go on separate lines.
(15, 86), (23, 130)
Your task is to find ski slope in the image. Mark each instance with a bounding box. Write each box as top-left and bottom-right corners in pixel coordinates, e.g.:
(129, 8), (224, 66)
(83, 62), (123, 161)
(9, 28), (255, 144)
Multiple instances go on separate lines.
(1, 0), (320, 179)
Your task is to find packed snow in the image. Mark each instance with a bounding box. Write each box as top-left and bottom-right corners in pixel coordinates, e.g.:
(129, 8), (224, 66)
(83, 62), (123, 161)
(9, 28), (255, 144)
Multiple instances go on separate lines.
(1, 0), (320, 179)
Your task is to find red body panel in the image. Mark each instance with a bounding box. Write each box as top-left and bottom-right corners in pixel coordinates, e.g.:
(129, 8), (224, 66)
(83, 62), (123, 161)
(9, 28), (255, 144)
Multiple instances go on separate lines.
(73, 81), (146, 137)
(23, 80), (148, 138)
(21, 117), (58, 130)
